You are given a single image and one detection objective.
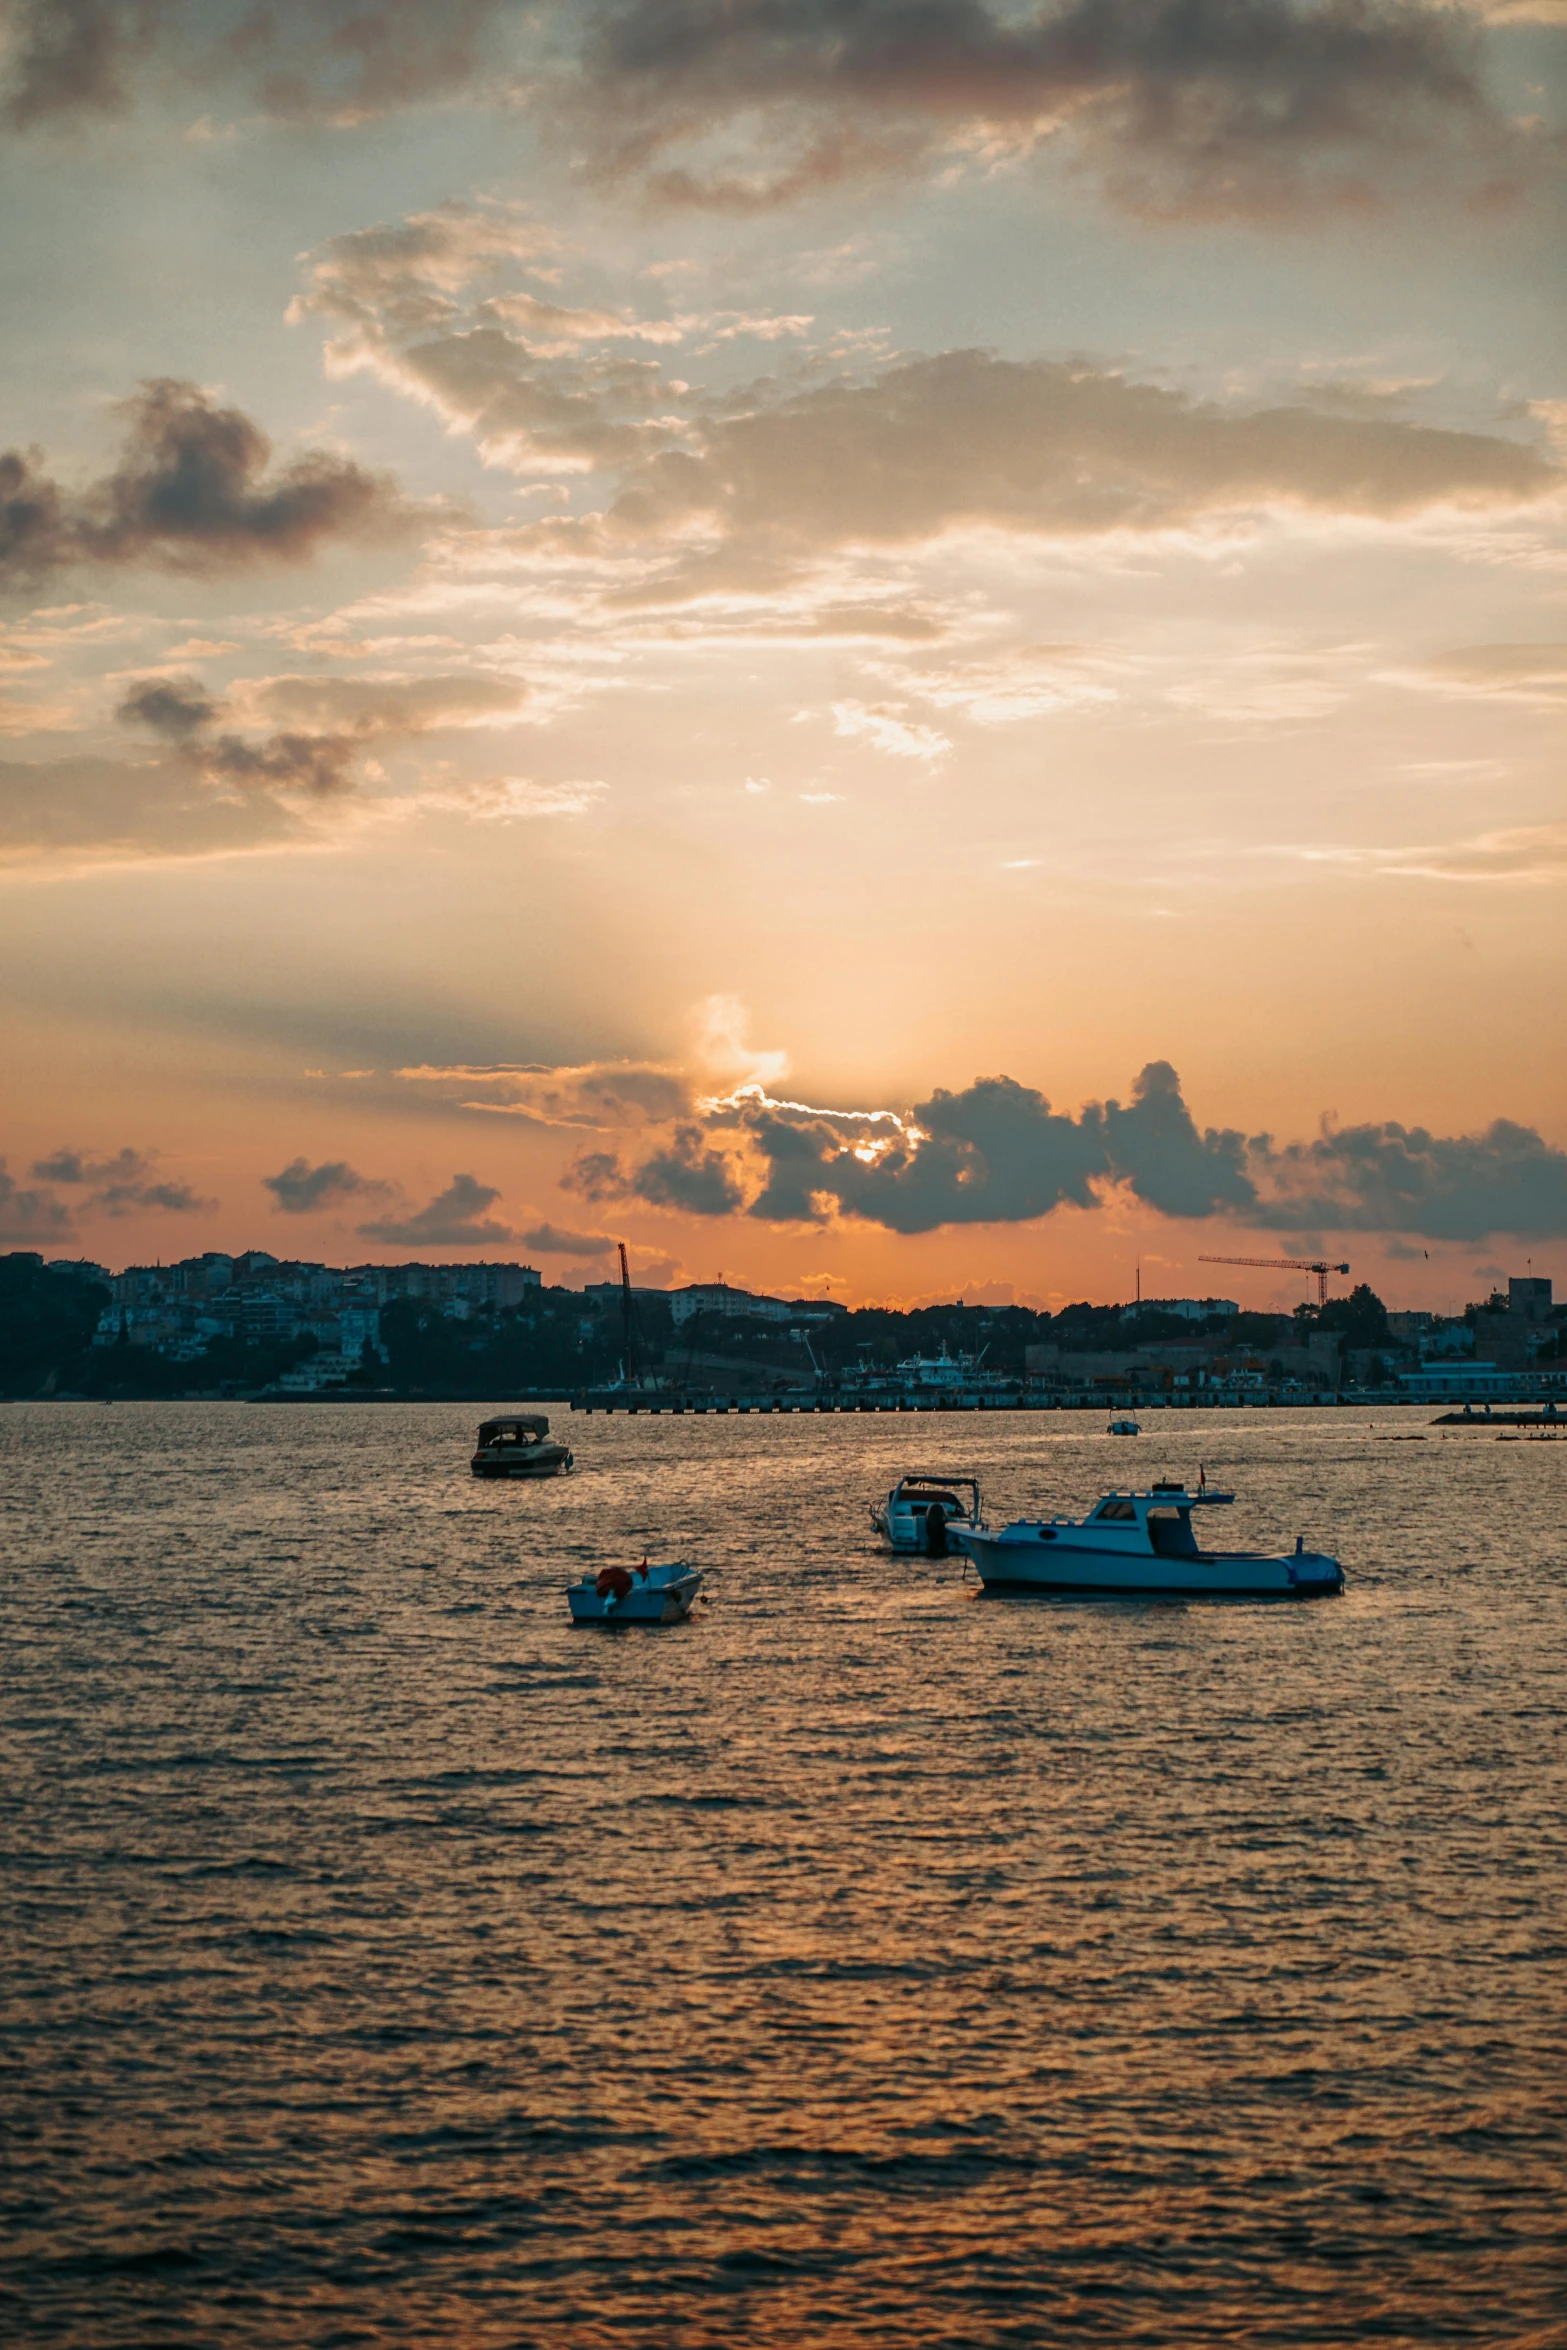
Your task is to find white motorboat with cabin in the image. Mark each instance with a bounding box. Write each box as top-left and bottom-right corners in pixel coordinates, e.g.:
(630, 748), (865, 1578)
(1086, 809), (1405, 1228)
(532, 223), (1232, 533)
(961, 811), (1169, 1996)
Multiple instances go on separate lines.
(567, 1560), (703, 1624)
(1107, 1418), (1140, 1436)
(954, 1482), (1343, 1599)
(872, 1473), (982, 1555)
(471, 1413), (574, 1479)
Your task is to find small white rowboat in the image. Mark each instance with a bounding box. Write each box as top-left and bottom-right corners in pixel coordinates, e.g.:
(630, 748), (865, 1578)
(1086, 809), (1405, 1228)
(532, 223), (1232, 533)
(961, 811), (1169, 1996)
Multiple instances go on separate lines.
(567, 1560), (703, 1624)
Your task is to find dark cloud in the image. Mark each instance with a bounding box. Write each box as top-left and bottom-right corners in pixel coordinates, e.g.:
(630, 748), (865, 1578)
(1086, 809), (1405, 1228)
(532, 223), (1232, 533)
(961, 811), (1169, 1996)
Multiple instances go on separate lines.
(358, 1172), (516, 1247)
(0, 1159), (75, 1243)
(793, 1077), (1108, 1232)
(117, 676), (358, 801)
(115, 675), (221, 739)
(202, 730), (360, 797)
(568, 1124), (746, 1215)
(0, 2), (1520, 220)
(0, 0), (139, 130)
(581, 1060), (1567, 1240)
(518, 1219), (618, 1254)
(0, 380), (415, 589)
(1246, 1117), (1567, 1240)
(29, 1145), (210, 1215)
(0, 450), (68, 582)
(576, 0), (1506, 217)
(0, 0), (525, 131)
(113, 666), (528, 805)
(1094, 1059), (1257, 1218)
(4, 660), (530, 868)
(263, 1157), (391, 1214)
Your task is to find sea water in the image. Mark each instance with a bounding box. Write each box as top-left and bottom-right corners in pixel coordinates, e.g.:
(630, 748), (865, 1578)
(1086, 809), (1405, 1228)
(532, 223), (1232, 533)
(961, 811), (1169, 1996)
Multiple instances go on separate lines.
(2, 1402), (1564, 2346)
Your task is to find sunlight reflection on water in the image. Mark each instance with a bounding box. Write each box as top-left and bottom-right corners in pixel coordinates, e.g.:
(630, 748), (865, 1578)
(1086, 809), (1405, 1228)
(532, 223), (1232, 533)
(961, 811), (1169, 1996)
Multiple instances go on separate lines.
(2, 1402), (1564, 2346)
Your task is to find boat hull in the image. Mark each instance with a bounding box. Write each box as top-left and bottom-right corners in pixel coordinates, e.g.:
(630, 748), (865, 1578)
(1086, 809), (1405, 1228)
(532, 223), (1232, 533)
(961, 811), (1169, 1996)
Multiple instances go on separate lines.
(472, 1447), (573, 1478)
(955, 1531), (1342, 1599)
(567, 1569), (702, 1624)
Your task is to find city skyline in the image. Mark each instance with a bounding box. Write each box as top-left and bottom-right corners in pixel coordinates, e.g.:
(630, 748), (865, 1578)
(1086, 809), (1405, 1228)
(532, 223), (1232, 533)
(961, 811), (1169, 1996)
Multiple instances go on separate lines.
(2, 2), (1564, 1310)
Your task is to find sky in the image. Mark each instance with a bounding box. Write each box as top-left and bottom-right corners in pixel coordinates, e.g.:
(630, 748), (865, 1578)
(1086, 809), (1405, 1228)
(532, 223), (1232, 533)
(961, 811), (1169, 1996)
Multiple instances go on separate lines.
(1, 0), (1564, 1312)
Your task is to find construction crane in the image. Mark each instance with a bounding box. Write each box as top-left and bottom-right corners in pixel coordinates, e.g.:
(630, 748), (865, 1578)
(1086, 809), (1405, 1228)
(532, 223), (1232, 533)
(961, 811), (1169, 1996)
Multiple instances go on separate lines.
(617, 1241), (651, 1389)
(1199, 1254), (1350, 1309)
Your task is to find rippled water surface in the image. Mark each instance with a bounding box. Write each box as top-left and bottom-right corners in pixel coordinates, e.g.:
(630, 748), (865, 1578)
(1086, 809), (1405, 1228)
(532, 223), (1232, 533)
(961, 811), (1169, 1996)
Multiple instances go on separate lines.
(3, 1402), (1565, 2348)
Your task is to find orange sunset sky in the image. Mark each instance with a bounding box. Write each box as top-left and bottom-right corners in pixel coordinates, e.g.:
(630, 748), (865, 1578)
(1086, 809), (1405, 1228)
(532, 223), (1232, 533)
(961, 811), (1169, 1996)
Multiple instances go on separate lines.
(1, 0), (1564, 1312)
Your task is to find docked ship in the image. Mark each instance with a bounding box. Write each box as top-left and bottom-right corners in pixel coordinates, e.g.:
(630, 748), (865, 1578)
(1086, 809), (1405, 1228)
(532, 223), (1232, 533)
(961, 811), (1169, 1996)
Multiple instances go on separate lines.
(954, 1483), (1343, 1599)
(840, 1347), (1016, 1407)
(470, 1413), (574, 1478)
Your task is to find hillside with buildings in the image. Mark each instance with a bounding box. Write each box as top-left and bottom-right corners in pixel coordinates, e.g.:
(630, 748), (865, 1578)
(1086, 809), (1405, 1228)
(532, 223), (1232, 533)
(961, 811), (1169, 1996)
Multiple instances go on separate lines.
(1, 1256), (1561, 1406)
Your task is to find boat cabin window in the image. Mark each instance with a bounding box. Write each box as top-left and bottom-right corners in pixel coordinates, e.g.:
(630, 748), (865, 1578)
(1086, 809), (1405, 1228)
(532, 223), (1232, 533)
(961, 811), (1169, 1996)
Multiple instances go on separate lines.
(1096, 1499), (1137, 1521)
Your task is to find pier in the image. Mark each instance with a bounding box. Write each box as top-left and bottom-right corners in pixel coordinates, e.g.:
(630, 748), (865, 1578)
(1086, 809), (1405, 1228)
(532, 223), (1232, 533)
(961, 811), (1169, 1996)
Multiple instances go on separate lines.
(568, 1391), (1346, 1415)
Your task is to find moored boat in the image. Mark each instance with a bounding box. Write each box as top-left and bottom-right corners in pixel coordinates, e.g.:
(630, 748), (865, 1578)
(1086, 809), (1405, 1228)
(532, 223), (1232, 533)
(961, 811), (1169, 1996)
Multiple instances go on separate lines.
(872, 1473), (982, 1554)
(954, 1483), (1343, 1599)
(567, 1560), (702, 1624)
(471, 1413), (574, 1478)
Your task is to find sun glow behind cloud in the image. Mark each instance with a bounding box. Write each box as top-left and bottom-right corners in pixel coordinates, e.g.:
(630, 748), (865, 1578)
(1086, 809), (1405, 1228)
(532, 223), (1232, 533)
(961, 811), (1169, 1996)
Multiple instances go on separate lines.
(0, 0), (1560, 1293)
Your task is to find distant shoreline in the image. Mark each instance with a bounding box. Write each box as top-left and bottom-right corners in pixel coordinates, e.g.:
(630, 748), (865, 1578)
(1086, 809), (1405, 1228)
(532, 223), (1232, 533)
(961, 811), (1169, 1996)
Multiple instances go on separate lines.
(13, 1391), (1549, 1419)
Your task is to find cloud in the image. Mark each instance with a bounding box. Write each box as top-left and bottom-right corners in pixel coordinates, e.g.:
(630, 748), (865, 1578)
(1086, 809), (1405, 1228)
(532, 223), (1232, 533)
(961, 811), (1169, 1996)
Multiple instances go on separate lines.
(358, 1171), (516, 1247)
(0, 1158), (74, 1242)
(741, 1076), (1112, 1229)
(198, 731), (360, 797)
(567, 1123), (747, 1214)
(115, 675), (221, 738)
(1096, 1059), (1257, 1218)
(1, 2), (1532, 222)
(113, 665), (531, 810)
(830, 700), (951, 760)
(292, 207), (700, 474)
(695, 993), (790, 1086)
(1402, 641), (1567, 704)
(518, 1219), (618, 1253)
(0, 0), (526, 132)
(0, 749), (305, 864)
(572, 0), (1513, 219)
(571, 1059), (1567, 1239)
(234, 672), (530, 734)
(288, 202), (558, 339)
(286, 213), (1560, 615)
(605, 354), (1557, 574)
(1244, 1117), (1567, 1239)
(1283, 821), (1567, 884)
(1, 380), (417, 588)
(412, 775), (605, 821)
(900, 642), (1121, 723)
(397, 1058), (694, 1127)
(29, 1145), (211, 1214)
(263, 1157), (392, 1214)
